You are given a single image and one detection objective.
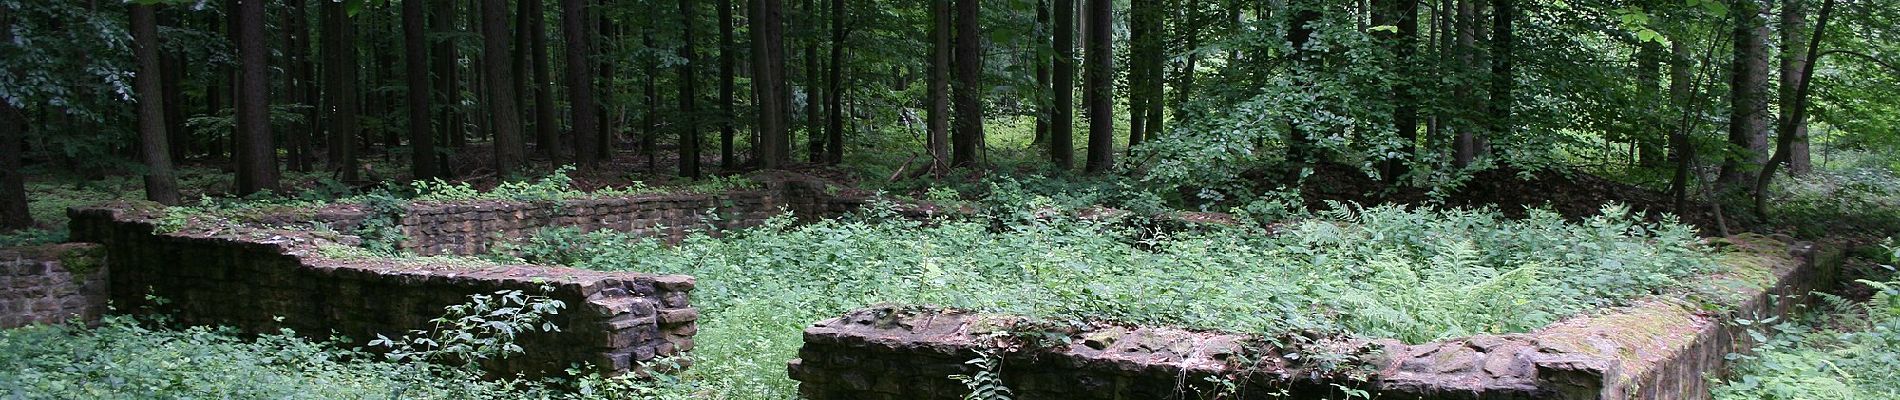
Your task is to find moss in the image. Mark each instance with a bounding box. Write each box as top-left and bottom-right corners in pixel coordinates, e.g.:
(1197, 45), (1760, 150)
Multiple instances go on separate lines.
(55, 244), (106, 276)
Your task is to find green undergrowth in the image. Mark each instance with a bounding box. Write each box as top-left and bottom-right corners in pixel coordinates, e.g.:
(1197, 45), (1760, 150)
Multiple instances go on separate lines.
(1714, 246), (1900, 399)
(497, 201), (1717, 398)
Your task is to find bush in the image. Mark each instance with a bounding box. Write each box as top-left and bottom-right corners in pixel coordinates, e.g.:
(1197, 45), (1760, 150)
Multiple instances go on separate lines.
(511, 201), (1714, 398)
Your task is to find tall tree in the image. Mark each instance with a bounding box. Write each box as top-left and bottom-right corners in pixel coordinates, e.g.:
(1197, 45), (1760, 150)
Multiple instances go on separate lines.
(1778, 0), (1812, 174)
(680, 0), (702, 178)
(481, 0), (525, 174)
(1755, 0), (1836, 215)
(235, 0), (278, 194)
(131, 3), (180, 205)
(1719, 0), (1771, 188)
(752, 0), (791, 167)
(1284, 3), (1319, 167)
(1050, 0), (1075, 169)
(1375, 0), (1419, 180)
(1032, 0), (1051, 148)
(1128, 0), (1163, 149)
(927, 0), (952, 173)
(951, 0), (984, 167)
(563, 0), (600, 168)
(718, 0), (738, 169)
(1635, 41), (1665, 168)
(1669, 39), (1695, 213)
(1488, 0), (1513, 157)
(528, 0), (559, 165)
(282, 0), (312, 172)
(0, 9), (30, 231)
(803, 0), (823, 163)
(1451, 0), (1479, 167)
(404, 0), (438, 180)
(823, 0), (845, 164)
(434, 0), (466, 152)
(1081, 0), (1113, 174)
(323, 0), (361, 181)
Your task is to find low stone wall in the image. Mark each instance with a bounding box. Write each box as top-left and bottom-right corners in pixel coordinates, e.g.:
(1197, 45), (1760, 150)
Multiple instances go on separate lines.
(790, 235), (1838, 400)
(0, 244), (108, 328)
(67, 207), (698, 377)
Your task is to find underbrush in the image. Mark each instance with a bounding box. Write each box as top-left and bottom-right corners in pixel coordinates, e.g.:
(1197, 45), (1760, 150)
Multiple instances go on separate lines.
(1767, 165), (1900, 238)
(1713, 246), (1900, 399)
(499, 202), (1715, 398)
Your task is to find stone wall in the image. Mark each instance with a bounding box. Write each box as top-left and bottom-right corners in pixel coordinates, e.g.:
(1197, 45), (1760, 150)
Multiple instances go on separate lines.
(67, 207), (699, 377)
(0, 244), (108, 328)
(790, 235), (1839, 400)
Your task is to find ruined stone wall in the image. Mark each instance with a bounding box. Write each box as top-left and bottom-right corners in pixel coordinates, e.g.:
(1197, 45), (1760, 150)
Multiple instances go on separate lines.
(396, 177), (866, 256)
(790, 236), (1838, 400)
(67, 208), (698, 377)
(0, 244), (108, 328)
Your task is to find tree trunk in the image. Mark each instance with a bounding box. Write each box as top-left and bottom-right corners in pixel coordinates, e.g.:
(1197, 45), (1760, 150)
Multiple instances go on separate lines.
(1127, 0), (1151, 149)
(719, 0), (737, 170)
(562, 0), (599, 168)
(1636, 41), (1664, 168)
(1051, 0), (1075, 169)
(952, 0), (984, 167)
(642, 32), (659, 171)
(1375, 0), (1418, 180)
(680, 0), (703, 178)
(528, 0), (559, 166)
(481, 0), (524, 175)
(1081, 0), (1113, 174)
(1754, 0), (1834, 216)
(1779, 0), (1811, 175)
(802, 0), (822, 163)
(280, 2), (309, 172)
(824, 0), (845, 164)
(323, 1), (360, 181)
(1668, 39), (1694, 213)
(434, 0), (465, 154)
(751, 0), (791, 168)
(1487, 0), (1513, 159)
(927, 0), (952, 173)
(597, 0), (616, 161)
(132, 4), (181, 205)
(1285, 3), (1319, 168)
(1719, 0), (1770, 189)
(161, 18), (187, 163)
(0, 10), (30, 231)
(235, 0), (278, 195)
(1451, 0), (1478, 167)
(1033, 0), (1051, 148)
(404, 0), (438, 180)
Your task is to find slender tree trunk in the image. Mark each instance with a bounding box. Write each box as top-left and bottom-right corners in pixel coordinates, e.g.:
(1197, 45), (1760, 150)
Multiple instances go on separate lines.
(528, 0), (559, 166)
(1032, 0), (1051, 148)
(597, 0), (616, 161)
(642, 32), (659, 171)
(680, 0), (703, 178)
(803, 0), (823, 163)
(752, 0), (791, 167)
(1669, 39), (1694, 213)
(0, 10), (30, 230)
(1488, 0), (1513, 160)
(235, 0), (278, 194)
(1375, 0), (1418, 180)
(279, 3), (307, 172)
(1636, 41), (1664, 168)
(1127, 0), (1152, 149)
(481, 0), (524, 175)
(132, 4), (181, 205)
(1082, 0), (1114, 174)
(1754, 0), (1834, 215)
(404, 0), (438, 180)
(434, 0), (465, 154)
(1452, 0), (1478, 167)
(927, 0), (952, 173)
(323, 1), (360, 181)
(1719, 0), (1770, 189)
(1051, 0), (1075, 169)
(562, 0), (599, 168)
(1779, 0), (1811, 175)
(160, 17), (187, 163)
(951, 0), (985, 167)
(718, 0), (737, 170)
(1285, 3), (1319, 168)
(824, 0), (845, 164)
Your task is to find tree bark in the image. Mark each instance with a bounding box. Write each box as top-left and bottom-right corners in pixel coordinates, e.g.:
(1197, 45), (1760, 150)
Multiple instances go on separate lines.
(235, 0), (278, 195)
(132, 4), (181, 205)
(751, 0), (791, 168)
(1033, 0), (1051, 148)
(824, 0), (845, 164)
(561, 0), (599, 168)
(1375, 0), (1419, 180)
(1050, 0), (1075, 169)
(1285, 3), (1319, 168)
(719, 0), (737, 170)
(1668, 39), (1695, 213)
(1082, 0), (1114, 174)
(680, 0), (703, 178)
(280, 2), (308, 172)
(927, 0), (952, 173)
(1754, 0), (1834, 216)
(1719, 0), (1771, 189)
(1452, 0), (1478, 167)
(404, 0), (438, 180)
(434, 0), (465, 153)
(528, 0), (559, 166)
(596, 0), (615, 161)
(1636, 41), (1665, 168)
(323, 0), (360, 181)
(481, 0), (525, 175)
(952, 0), (984, 167)
(1487, 0), (1513, 160)
(1778, 0), (1811, 175)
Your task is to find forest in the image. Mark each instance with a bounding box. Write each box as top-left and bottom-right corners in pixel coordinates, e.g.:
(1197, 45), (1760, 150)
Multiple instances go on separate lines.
(2, 0), (1900, 398)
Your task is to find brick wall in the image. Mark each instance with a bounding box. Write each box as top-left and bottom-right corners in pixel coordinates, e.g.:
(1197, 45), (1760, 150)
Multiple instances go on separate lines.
(0, 243), (108, 328)
(790, 236), (1838, 400)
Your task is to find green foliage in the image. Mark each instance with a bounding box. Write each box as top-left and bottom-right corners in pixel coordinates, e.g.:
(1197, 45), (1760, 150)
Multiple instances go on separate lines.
(950, 349), (1014, 400)
(1767, 154), (1900, 237)
(504, 201), (1712, 398)
(353, 190), (411, 255)
(1714, 275), (1900, 399)
(368, 289), (566, 370)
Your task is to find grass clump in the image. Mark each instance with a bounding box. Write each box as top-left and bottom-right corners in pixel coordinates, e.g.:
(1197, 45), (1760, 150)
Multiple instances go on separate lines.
(504, 202), (1714, 398)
